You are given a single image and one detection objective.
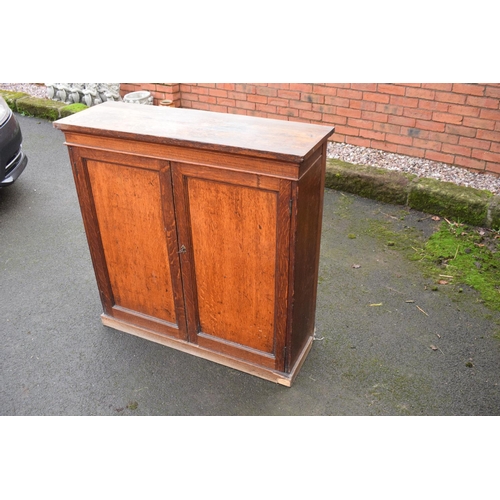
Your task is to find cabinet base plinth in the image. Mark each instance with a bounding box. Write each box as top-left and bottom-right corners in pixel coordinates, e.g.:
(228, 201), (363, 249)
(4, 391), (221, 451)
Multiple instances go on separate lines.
(100, 314), (312, 387)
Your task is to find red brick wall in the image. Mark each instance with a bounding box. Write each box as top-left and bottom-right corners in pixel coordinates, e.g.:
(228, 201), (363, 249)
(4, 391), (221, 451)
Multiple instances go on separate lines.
(120, 83), (500, 177)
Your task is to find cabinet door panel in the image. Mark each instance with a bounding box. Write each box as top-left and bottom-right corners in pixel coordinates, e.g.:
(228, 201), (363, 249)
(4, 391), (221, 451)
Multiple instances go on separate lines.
(172, 162), (290, 369)
(70, 148), (187, 339)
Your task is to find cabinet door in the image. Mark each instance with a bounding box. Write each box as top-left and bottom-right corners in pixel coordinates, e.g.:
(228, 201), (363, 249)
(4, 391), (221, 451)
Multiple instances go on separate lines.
(171, 162), (291, 371)
(69, 147), (187, 340)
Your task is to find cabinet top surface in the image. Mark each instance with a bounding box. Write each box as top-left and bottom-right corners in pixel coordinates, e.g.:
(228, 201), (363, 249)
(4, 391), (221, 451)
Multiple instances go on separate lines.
(54, 102), (335, 162)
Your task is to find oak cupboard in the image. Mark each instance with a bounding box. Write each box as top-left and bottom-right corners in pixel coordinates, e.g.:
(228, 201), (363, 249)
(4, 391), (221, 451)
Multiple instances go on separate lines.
(54, 103), (334, 386)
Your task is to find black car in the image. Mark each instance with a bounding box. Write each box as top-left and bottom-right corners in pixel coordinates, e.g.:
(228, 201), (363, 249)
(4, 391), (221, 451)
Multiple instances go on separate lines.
(0, 96), (28, 186)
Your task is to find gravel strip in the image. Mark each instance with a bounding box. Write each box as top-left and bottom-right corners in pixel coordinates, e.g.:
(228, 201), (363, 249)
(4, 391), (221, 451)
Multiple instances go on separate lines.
(2, 83), (500, 196)
(328, 142), (500, 196)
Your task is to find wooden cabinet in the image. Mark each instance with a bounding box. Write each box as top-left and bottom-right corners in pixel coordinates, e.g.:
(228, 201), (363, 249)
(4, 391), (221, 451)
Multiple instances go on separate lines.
(54, 103), (334, 386)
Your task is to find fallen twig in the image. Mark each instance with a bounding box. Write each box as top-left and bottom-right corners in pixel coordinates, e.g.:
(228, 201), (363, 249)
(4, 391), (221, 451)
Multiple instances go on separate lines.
(416, 305), (429, 316)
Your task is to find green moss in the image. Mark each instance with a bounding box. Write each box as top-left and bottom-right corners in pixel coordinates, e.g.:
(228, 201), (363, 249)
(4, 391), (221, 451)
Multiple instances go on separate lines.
(408, 178), (492, 227)
(326, 159), (414, 205)
(15, 96), (67, 121)
(0, 90), (29, 110)
(60, 103), (88, 117)
(420, 222), (500, 310)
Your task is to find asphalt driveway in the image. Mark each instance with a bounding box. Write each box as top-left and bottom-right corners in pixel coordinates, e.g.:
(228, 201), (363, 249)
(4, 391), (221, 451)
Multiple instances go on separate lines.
(1, 114), (500, 415)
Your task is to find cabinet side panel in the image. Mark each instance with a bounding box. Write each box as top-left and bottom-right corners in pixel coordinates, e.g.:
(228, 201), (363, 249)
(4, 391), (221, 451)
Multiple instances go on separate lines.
(288, 147), (326, 369)
(87, 160), (177, 324)
(187, 177), (278, 354)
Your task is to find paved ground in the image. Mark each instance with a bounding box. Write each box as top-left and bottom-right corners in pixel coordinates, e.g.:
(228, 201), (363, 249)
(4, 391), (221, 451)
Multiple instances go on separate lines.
(1, 114), (500, 415)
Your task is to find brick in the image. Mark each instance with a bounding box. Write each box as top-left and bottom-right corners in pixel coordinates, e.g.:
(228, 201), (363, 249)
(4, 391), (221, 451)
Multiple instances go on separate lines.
(216, 83), (235, 91)
(397, 145), (425, 158)
(376, 104), (403, 115)
(228, 108), (248, 116)
(197, 94), (217, 104)
(413, 137), (442, 151)
(389, 95), (419, 108)
(377, 84), (406, 96)
(349, 136), (371, 147)
(347, 118), (373, 130)
(434, 91), (467, 105)
(454, 155), (486, 171)
(355, 100), (376, 111)
(217, 98), (236, 107)
(256, 86), (278, 97)
(480, 108), (500, 120)
(403, 108), (433, 120)
(194, 102), (212, 111)
(359, 129), (385, 141)
(472, 149), (500, 163)
(330, 134), (346, 143)
(406, 87), (435, 100)
(247, 110), (268, 118)
(256, 103), (277, 114)
(463, 116), (496, 130)
(190, 86), (210, 95)
(301, 93), (324, 104)
(180, 92), (199, 103)
(418, 99), (449, 112)
(445, 124), (477, 138)
(447, 104), (481, 117)
(299, 109), (322, 121)
(477, 129), (500, 141)
(459, 136), (491, 150)
(422, 83), (453, 91)
(322, 114), (340, 126)
(386, 133), (413, 146)
(277, 107), (298, 118)
(452, 83), (486, 96)
(426, 132), (459, 144)
(337, 107), (362, 118)
(337, 88), (363, 100)
(312, 84), (338, 96)
(466, 95), (500, 109)
(208, 88), (228, 98)
(334, 124), (360, 137)
(268, 83), (289, 89)
(402, 127), (429, 140)
(228, 91), (248, 101)
(363, 92), (390, 104)
(490, 142), (500, 153)
(235, 84), (256, 94)
(370, 140), (400, 153)
(312, 103), (335, 115)
(278, 89), (301, 100)
(235, 100), (256, 111)
(432, 112), (463, 124)
(247, 94), (268, 104)
(441, 143), (472, 157)
(388, 115), (416, 127)
(373, 122), (401, 134)
(361, 110), (388, 123)
(289, 99), (312, 111)
(255, 103), (277, 113)
(415, 119), (446, 132)
(485, 162), (500, 175)
(350, 83), (377, 91)
(485, 85), (500, 98)
(425, 150), (455, 164)
(290, 83), (313, 93)
(325, 96), (350, 107)
(268, 97), (289, 108)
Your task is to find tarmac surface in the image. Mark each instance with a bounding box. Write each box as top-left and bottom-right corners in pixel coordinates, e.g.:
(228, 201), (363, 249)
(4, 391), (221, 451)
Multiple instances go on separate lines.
(1, 114), (500, 415)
